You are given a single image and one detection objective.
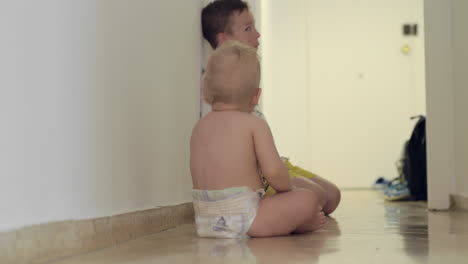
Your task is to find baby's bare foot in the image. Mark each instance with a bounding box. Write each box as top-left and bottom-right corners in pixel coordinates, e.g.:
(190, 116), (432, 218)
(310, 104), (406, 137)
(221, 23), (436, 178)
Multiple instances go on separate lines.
(294, 207), (327, 233)
(309, 210), (326, 231)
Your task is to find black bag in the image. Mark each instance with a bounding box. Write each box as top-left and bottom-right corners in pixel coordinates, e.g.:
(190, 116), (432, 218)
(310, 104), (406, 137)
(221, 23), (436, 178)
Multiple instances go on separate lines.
(402, 115), (427, 200)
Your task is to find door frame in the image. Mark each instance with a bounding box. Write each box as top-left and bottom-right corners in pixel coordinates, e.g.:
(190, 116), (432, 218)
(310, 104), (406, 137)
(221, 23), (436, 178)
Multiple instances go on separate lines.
(424, 0), (453, 211)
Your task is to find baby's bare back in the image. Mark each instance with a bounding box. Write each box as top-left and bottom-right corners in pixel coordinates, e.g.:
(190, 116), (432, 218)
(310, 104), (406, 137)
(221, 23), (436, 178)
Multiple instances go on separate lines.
(190, 111), (264, 191)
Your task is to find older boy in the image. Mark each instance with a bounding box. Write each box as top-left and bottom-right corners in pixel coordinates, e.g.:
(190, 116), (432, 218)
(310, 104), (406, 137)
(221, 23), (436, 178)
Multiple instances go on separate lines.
(191, 41), (325, 238)
(201, 0), (341, 215)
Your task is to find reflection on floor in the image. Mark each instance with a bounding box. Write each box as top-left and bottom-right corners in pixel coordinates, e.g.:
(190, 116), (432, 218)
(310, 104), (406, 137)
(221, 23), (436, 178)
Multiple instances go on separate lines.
(51, 190), (468, 264)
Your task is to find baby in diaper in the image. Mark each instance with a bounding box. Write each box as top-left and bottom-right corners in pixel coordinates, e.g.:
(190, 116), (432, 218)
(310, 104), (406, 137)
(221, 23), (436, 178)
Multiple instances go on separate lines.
(190, 41), (326, 238)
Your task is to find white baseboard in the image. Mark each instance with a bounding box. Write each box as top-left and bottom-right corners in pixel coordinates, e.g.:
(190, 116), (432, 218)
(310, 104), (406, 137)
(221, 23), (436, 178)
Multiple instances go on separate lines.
(0, 203), (194, 264)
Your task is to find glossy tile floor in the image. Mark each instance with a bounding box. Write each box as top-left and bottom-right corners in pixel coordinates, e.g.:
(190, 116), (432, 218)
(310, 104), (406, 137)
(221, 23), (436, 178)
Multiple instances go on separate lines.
(51, 190), (468, 264)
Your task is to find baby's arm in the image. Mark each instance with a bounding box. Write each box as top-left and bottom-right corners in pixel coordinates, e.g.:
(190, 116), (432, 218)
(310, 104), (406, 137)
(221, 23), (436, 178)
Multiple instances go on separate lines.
(253, 118), (292, 192)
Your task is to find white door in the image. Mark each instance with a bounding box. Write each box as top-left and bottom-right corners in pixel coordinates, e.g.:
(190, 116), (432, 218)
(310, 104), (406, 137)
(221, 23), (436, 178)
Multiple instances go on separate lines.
(261, 0), (426, 188)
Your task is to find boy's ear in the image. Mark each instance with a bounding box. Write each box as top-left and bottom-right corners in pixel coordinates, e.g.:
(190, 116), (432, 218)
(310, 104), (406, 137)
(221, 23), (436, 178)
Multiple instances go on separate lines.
(216, 32), (230, 47)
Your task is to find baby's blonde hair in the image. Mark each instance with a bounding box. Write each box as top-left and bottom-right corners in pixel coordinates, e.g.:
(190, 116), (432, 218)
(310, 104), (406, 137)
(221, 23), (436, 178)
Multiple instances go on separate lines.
(203, 41), (260, 105)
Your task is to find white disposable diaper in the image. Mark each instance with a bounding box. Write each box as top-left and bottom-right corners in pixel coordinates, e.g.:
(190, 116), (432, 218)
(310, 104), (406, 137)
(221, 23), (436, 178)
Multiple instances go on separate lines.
(192, 187), (265, 238)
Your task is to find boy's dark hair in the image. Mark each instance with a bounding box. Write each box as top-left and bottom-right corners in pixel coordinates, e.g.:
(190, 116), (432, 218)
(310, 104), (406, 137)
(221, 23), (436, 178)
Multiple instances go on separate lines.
(202, 0), (249, 49)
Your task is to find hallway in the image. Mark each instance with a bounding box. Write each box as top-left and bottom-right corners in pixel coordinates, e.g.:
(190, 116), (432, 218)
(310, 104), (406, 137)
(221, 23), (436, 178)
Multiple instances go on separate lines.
(50, 190), (468, 264)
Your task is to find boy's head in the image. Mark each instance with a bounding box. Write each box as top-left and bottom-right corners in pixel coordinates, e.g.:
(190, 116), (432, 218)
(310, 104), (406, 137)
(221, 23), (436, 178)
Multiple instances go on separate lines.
(203, 41), (261, 109)
(202, 0), (260, 49)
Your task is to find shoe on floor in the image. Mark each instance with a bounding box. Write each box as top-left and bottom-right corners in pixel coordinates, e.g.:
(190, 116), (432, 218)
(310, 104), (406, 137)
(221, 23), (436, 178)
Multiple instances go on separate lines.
(372, 177), (390, 189)
(384, 179), (411, 201)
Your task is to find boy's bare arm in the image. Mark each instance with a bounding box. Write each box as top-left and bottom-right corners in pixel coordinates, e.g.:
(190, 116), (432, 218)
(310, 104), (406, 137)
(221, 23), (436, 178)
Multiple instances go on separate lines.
(252, 118), (292, 192)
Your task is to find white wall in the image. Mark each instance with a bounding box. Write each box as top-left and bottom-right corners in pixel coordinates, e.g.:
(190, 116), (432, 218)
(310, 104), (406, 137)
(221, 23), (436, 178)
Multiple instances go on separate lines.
(0, 0), (201, 232)
(260, 0), (312, 167)
(261, 0), (426, 188)
(452, 0), (468, 197)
